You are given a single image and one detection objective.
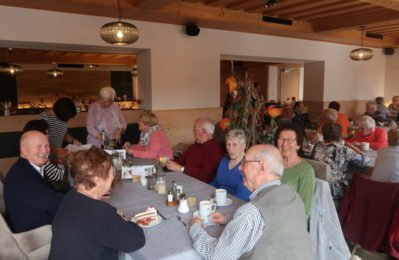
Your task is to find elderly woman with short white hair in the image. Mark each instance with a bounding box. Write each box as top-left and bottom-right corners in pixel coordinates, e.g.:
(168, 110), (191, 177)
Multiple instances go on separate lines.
(210, 129), (251, 201)
(86, 87), (127, 148)
(346, 115), (387, 150)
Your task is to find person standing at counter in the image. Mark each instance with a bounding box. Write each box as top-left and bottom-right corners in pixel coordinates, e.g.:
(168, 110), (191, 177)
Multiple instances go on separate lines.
(86, 87), (127, 148)
(40, 97), (81, 148)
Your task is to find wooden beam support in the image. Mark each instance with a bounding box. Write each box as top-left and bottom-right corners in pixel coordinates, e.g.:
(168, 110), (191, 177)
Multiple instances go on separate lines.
(313, 9), (399, 32)
(132, 0), (178, 10)
(359, 0), (399, 11)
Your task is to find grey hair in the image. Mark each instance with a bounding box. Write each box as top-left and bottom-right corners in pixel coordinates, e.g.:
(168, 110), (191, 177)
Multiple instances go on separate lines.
(99, 87), (116, 101)
(197, 118), (215, 135)
(358, 115), (376, 129)
(226, 129), (246, 145)
(253, 145), (284, 177)
(323, 108), (338, 123)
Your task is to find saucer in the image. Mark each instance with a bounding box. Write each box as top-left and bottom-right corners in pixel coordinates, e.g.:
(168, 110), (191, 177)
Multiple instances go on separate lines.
(216, 197), (232, 207)
(131, 215), (161, 228)
(192, 211), (215, 227)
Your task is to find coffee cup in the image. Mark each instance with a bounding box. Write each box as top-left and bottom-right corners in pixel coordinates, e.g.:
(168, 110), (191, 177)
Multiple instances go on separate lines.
(199, 200), (216, 222)
(360, 142), (370, 151)
(215, 189), (227, 206)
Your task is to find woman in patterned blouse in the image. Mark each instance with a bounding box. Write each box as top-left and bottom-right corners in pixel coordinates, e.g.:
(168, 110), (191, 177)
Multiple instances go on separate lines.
(312, 123), (369, 199)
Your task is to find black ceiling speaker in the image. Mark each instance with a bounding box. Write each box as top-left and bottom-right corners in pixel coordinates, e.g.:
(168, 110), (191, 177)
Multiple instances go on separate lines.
(383, 48), (395, 55)
(186, 23), (200, 36)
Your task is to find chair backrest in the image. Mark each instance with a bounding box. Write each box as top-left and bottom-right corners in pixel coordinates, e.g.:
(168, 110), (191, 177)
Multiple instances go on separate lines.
(305, 158), (331, 181)
(340, 173), (399, 256)
(0, 213), (27, 259)
(310, 178), (351, 260)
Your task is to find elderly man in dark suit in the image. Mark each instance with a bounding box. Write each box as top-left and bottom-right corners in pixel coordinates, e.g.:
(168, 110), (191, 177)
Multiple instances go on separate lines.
(4, 130), (64, 233)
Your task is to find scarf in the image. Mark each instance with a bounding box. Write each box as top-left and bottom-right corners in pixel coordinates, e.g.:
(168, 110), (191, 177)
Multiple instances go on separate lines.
(139, 125), (160, 146)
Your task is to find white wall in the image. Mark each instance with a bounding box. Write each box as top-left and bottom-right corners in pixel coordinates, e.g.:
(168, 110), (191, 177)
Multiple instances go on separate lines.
(0, 6), (387, 110)
(385, 51), (399, 102)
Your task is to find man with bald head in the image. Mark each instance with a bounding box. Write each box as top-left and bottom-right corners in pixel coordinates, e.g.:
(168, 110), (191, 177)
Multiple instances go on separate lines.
(4, 130), (64, 233)
(189, 144), (312, 259)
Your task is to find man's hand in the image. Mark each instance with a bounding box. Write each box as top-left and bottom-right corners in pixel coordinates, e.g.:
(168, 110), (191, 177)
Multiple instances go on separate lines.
(189, 216), (204, 228)
(210, 211), (227, 225)
(165, 160), (183, 172)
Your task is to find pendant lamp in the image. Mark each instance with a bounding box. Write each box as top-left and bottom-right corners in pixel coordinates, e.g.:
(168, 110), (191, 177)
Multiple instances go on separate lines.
(100, 0), (139, 45)
(0, 48), (23, 75)
(349, 27), (373, 61)
(46, 63), (63, 78)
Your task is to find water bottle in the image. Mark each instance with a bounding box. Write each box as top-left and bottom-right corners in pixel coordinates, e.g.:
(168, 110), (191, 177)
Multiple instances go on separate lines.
(100, 130), (106, 149)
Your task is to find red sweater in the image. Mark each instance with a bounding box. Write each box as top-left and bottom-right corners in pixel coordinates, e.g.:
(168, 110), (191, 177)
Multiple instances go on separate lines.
(346, 127), (387, 150)
(175, 139), (223, 183)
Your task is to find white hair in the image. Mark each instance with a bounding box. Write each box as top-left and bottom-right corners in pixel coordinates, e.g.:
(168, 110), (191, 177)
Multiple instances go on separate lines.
(198, 118), (215, 135)
(253, 145), (284, 177)
(99, 87), (116, 101)
(226, 129), (246, 145)
(358, 115), (376, 129)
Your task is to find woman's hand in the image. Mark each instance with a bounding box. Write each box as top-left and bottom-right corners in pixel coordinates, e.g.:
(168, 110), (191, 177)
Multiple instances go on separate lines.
(210, 211), (227, 225)
(117, 210), (128, 221)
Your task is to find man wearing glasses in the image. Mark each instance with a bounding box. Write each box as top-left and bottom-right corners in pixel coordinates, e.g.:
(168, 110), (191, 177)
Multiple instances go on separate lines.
(189, 144), (311, 259)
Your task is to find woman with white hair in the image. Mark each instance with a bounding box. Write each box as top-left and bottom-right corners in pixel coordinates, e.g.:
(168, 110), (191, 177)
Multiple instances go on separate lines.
(210, 129), (251, 201)
(346, 115), (387, 150)
(86, 87), (127, 147)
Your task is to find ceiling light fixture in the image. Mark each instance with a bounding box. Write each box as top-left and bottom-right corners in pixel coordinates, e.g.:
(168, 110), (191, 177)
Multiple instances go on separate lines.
(0, 48), (23, 75)
(46, 63), (64, 78)
(100, 0), (139, 45)
(265, 0), (277, 8)
(349, 26), (373, 61)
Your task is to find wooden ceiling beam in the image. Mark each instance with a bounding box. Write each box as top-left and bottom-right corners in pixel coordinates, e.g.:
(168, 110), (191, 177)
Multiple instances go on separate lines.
(313, 9), (399, 32)
(359, 0), (399, 11)
(132, 0), (178, 10)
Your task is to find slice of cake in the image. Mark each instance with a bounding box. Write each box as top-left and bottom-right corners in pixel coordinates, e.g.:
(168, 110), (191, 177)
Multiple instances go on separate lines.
(134, 207), (157, 226)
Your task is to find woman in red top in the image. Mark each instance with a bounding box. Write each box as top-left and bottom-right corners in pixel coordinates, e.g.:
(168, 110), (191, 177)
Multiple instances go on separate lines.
(346, 115), (388, 150)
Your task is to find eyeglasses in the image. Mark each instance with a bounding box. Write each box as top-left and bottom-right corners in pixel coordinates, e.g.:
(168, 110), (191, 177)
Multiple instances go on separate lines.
(242, 159), (261, 166)
(278, 138), (297, 143)
(193, 127), (203, 132)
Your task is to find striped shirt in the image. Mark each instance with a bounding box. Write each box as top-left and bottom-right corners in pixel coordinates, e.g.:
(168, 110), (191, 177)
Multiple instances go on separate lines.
(189, 180), (281, 260)
(39, 110), (67, 148)
(43, 161), (65, 182)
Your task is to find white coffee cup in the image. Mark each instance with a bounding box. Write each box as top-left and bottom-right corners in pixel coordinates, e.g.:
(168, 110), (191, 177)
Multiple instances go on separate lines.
(199, 200), (216, 222)
(360, 142), (370, 151)
(215, 189), (227, 206)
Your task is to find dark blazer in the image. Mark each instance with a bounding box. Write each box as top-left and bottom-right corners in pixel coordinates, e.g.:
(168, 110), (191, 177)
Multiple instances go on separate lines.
(4, 157), (64, 233)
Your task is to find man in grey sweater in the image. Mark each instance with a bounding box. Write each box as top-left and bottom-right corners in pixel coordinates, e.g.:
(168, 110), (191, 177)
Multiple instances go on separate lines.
(189, 144), (312, 259)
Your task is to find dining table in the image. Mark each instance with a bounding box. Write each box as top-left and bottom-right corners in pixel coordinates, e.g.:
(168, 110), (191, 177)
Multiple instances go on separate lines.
(105, 157), (245, 260)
